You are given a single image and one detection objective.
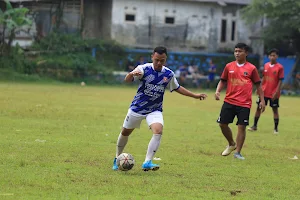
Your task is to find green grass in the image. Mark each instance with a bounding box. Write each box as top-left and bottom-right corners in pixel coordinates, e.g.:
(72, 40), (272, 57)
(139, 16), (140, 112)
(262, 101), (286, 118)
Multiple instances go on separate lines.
(0, 82), (299, 200)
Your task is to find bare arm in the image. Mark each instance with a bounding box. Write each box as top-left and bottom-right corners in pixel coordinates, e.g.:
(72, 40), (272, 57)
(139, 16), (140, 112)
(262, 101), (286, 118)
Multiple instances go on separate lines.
(272, 80), (283, 100)
(215, 80), (226, 100)
(124, 70), (142, 83)
(176, 86), (207, 100)
(255, 83), (265, 112)
(255, 77), (264, 95)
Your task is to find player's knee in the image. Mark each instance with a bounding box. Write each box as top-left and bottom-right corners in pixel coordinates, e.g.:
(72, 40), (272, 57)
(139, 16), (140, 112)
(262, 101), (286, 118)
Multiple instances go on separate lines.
(152, 129), (162, 135)
(238, 125), (246, 131)
(219, 123), (228, 128)
(121, 128), (134, 136)
(154, 131), (162, 135)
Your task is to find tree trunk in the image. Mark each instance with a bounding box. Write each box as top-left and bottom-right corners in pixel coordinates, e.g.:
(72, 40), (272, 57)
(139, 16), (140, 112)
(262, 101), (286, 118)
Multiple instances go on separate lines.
(0, 24), (7, 55)
(7, 28), (15, 55)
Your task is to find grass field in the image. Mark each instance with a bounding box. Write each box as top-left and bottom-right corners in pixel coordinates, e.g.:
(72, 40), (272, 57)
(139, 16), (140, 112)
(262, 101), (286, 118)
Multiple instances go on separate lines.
(0, 82), (299, 200)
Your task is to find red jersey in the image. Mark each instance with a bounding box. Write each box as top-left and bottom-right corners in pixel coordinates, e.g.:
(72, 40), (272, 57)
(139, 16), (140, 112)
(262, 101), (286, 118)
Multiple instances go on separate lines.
(221, 61), (261, 108)
(261, 62), (284, 98)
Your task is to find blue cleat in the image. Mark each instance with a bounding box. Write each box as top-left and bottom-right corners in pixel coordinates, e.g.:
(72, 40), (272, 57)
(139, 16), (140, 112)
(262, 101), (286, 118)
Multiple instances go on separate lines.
(142, 160), (160, 171)
(234, 152), (245, 160)
(112, 158), (118, 170)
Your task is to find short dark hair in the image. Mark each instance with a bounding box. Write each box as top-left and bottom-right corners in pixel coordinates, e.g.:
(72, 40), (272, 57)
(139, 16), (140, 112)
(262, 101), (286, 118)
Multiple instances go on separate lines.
(153, 46), (168, 56)
(235, 43), (251, 52)
(268, 48), (279, 55)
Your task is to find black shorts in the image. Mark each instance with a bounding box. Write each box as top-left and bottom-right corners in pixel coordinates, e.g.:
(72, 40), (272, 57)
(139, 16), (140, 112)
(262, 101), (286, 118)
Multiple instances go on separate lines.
(256, 97), (279, 108)
(217, 102), (250, 126)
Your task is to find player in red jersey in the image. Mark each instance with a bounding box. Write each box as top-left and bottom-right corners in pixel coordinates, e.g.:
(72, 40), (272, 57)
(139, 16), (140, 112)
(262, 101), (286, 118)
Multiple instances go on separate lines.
(248, 48), (284, 134)
(215, 43), (265, 160)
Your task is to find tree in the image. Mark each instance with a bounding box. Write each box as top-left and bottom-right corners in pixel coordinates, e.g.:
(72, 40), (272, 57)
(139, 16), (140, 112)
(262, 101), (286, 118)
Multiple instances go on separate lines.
(0, 0), (32, 55)
(242, 0), (300, 56)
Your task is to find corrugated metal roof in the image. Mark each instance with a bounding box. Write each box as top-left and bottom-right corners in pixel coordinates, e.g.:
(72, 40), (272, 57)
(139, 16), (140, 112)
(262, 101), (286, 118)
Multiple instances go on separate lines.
(1, 0), (43, 2)
(3, 0), (252, 5)
(2, 0), (252, 4)
(182, 0), (252, 5)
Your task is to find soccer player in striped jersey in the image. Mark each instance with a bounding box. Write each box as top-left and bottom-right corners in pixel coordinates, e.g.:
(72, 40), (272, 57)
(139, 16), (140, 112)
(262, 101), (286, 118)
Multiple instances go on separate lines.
(112, 46), (207, 171)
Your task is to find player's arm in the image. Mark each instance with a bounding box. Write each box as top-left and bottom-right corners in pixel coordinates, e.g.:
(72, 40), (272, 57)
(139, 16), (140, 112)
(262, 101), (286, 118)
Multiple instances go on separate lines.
(272, 66), (284, 100)
(272, 79), (283, 100)
(215, 66), (228, 100)
(176, 86), (207, 100)
(255, 83), (265, 112)
(252, 68), (265, 112)
(168, 74), (207, 100)
(215, 80), (226, 100)
(124, 66), (144, 82)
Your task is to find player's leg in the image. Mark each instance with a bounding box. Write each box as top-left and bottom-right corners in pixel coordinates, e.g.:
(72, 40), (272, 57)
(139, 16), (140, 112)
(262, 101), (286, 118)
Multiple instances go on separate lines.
(116, 128), (134, 158)
(248, 97), (266, 131)
(234, 106), (250, 160)
(270, 99), (280, 134)
(113, 109), (144, 170)
(142, 111), (164, 171)
(234, 125), (246, 160)
(217, 102), (236, 156)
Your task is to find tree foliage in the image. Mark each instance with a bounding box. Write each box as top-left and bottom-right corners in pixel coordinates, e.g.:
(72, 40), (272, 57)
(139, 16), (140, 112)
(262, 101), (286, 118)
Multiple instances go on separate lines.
(0, 0), (32, 54)
(242, 0), (300, 54)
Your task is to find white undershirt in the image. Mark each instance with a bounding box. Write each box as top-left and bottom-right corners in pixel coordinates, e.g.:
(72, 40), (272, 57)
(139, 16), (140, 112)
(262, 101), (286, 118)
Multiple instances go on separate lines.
(236, 62), (245, 67)
(269, 64), (275, 67)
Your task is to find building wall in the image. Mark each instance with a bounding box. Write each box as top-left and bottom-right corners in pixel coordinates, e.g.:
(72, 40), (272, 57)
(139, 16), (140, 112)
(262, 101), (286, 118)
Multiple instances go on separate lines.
(26, 0), (82, 37)
(111, 0), (252, 52)
(84, 0), (112, 39)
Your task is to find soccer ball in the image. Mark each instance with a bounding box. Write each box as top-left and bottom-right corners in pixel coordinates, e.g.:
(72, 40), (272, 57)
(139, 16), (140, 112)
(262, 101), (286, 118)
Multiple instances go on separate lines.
(117, 153), (135, 171)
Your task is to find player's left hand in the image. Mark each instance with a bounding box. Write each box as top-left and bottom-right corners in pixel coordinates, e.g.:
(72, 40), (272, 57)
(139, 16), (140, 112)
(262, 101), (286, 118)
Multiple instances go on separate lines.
(272, 91), (279, 101)
(195, 93), (207, 100)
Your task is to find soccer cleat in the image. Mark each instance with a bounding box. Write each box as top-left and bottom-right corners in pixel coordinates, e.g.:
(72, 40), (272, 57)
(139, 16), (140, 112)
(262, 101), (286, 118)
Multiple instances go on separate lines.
(142, 160), (160, 171)
(274, 129), (279, 134)
(112, 158), (118, 171)
(221, 144), (236, 156)
(248, 126), (257, 131)
(234, 152), (245, 160)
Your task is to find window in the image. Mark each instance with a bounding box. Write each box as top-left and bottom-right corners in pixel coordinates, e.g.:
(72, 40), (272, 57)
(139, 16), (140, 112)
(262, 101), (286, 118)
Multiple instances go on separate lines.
(125, 14), (135, 22)
(221, 19), (227, 42)
(231, 21), (236, 41)
(165, 17), (175, 24)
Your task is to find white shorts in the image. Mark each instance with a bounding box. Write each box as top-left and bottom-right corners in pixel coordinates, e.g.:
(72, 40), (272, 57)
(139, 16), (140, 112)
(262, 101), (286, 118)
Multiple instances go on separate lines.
(122, 109), (164, 129)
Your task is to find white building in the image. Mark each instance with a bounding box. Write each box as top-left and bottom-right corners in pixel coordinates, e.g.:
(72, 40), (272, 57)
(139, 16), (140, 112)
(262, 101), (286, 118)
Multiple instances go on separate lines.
(110, 0), (255, 52)
(2, 0), (261, 53)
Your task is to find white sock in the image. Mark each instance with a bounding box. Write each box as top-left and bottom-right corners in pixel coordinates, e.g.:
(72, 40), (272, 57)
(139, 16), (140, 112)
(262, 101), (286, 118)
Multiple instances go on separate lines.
(145, 134), (162, 162)
(116, 133), (128, 158)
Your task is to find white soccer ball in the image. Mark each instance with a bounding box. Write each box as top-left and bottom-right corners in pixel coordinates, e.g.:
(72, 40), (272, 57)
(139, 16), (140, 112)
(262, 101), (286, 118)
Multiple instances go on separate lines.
(117, 153), (135, 171)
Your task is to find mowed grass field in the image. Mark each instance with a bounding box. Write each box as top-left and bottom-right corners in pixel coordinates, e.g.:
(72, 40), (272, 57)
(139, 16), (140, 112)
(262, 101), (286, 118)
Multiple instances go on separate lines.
(0, 82), (299, 200)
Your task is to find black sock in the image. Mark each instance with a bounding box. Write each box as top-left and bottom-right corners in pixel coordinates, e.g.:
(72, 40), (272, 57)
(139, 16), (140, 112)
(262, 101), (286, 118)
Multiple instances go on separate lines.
(254, 117), (260, 127)
(274, 118), (279, 130)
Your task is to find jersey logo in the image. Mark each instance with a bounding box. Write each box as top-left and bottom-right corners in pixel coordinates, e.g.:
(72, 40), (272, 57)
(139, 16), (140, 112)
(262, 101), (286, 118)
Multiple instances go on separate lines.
(229, 70), (234, 73)
(163, 77), (168, 82)
(244, 72), (248, 76)
(273, 71), (277, 74)
(264, 70), (268, 72)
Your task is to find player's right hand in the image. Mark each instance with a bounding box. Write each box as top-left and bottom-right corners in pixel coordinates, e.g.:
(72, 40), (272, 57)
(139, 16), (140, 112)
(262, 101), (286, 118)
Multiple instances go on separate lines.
(130, 70), (142, 77)
(259, 101), (266, 112)
(215, 92), (220, 100)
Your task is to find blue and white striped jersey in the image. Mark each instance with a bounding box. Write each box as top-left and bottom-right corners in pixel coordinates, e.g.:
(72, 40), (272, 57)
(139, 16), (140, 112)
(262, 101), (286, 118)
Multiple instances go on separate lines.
(130, 63), (180, 115)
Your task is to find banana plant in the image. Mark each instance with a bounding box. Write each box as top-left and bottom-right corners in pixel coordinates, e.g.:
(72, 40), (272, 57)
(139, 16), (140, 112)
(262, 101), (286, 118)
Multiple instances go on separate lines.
(0, 0), (32, 54)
